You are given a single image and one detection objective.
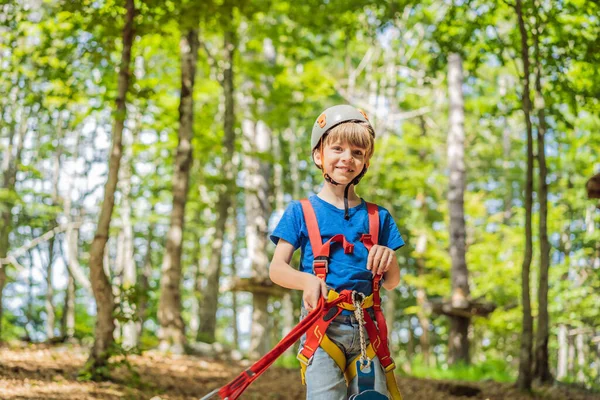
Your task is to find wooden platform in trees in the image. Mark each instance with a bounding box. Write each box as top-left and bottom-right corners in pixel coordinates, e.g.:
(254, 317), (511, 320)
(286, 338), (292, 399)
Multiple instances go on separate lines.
(224, 276), (289, 297)
(430, 298), (496, 319)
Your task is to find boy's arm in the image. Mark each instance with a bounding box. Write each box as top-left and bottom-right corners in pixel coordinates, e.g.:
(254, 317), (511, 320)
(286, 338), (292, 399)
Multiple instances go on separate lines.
(382, 250), (400, 290)
(269, 238), (328, 310)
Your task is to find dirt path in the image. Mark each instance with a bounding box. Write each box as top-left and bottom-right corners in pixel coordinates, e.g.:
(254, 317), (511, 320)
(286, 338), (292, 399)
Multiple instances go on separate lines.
(0, 344), (597, 400)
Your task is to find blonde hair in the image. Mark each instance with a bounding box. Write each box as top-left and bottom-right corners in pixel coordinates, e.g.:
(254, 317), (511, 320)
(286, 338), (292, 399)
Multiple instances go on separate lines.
(316, 121), (375, 159)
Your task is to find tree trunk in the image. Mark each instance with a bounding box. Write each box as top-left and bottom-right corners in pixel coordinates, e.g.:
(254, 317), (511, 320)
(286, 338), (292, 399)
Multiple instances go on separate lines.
(0, 107), (28, 339)
(120, 115), (136, 350)
(274, 130), (295, 354)
(46, 113), (67, 341)
(198, 23), (236, 343)
(26, 251), (35, 340)
(568, 334), (575, 376)
(87, 0), (134, 373)
(416, 116), (431, 366)
(557, 325), (568, 380)
(61, 272), (76, 340)
(230, 209), (240, 350)
(515, 0), (535, 390)
(137, 209), (154, 340)
(417, 253), (430, 366)
(158, 27), (199, 353)
(243, 118), (273, 360)
(576, 333), (585, 383)
(447, 52), (471, 365)
(532, 17), (552, 384)
(45, 235), (56, 340)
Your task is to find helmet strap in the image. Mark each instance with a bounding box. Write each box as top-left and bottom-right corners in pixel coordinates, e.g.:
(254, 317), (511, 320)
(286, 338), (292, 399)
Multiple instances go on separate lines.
(343, 165), (368, 220)
(343, 183), (351, 220)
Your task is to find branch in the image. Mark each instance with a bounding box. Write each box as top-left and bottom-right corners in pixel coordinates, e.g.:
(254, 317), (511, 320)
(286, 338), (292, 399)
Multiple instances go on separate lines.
(0, 255), (26, 272)
(0, 221), (82, 262)
(348, 47), (375, 85)
(334, 85), (433, 131)
(0, 221), (92, 292)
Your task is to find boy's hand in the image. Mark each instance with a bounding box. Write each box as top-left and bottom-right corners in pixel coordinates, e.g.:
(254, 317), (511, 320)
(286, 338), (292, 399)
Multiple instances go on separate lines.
(367, 245), (397, 276)
(303, 274), (328, 311)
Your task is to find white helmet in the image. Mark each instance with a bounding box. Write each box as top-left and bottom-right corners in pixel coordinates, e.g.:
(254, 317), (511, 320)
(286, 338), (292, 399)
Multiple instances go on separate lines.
(310, 105), (372, 151)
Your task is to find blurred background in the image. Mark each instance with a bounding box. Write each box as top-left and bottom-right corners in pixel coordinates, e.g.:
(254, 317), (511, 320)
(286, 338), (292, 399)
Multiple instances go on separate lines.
(0, 0), (599, 395)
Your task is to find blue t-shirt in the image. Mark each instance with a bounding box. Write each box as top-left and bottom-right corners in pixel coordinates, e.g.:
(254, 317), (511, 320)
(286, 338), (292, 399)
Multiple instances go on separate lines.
(270, 195), (405, 296)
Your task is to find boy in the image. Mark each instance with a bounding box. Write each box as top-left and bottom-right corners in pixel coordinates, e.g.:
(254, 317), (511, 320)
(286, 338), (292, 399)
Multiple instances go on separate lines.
(269, 105), (404, 399)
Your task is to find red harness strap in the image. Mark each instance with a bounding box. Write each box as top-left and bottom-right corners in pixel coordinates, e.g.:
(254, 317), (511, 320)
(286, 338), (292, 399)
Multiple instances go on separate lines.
(213, 293), (355, 400)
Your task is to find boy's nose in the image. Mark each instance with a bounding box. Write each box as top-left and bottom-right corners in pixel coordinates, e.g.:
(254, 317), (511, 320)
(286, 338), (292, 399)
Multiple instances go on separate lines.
(340, 149), (352, 161)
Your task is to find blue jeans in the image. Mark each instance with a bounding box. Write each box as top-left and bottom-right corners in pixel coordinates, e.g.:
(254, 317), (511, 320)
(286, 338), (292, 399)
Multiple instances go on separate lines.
(300, 311), (389, 400)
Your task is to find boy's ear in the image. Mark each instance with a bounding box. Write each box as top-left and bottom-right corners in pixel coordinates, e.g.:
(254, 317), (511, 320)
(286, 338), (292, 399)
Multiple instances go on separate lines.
(313, 149), (322, 168)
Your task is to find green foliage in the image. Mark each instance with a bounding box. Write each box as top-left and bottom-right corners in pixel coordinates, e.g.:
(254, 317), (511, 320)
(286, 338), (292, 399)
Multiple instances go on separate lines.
(410, 357), (515, 383)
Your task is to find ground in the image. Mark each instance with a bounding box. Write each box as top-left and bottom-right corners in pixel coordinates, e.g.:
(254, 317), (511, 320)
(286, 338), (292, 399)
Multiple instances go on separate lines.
(0, 344), (598, 400)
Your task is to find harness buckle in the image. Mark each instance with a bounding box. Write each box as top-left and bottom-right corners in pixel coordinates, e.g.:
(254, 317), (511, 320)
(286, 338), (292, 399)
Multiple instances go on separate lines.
(297, 351), (313, 366)
(313, 257), (329, 274)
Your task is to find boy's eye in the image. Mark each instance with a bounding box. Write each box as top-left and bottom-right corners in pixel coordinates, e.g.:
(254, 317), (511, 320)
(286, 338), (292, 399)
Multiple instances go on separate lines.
(353, 150), (363, 156)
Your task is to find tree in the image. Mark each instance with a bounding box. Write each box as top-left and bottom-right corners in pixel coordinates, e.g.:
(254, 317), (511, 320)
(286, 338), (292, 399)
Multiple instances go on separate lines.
(87, 0), (135, 374)
(531, 4), (552, 383)
(242, 116), (273, 359)
(446, 52), (471, 365)
(515, 0), (535, 390)
(198, 6), (237, 343)
(157, 16), (200, 353)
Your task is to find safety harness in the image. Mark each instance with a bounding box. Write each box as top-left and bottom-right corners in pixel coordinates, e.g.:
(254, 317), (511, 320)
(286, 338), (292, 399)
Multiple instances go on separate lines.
(201, 199), (402, 400)
(296, 199), (402, 399)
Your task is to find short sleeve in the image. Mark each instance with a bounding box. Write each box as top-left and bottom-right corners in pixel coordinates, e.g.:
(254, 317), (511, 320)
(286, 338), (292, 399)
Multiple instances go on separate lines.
(379, 209), (405, 251)
(270, 201), (303, 250)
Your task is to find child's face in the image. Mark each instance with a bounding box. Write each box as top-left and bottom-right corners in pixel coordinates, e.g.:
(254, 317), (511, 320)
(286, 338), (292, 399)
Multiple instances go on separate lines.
(314, 140), (369, 185)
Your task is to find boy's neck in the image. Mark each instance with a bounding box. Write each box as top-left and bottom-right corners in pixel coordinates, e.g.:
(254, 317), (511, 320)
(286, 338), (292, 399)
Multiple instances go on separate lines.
(317, 183), (362, 209)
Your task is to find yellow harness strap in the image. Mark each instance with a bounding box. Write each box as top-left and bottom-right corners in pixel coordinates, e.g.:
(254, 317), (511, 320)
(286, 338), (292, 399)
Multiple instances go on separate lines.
(326, 290), (374, 310)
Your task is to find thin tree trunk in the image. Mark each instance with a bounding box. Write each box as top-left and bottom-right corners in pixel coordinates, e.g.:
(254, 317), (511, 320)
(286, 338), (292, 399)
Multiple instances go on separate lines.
(158, 27), (199, 353)
(416, 116), (431, 366)
(416, 233), (431, 366)
(516, 0), (535, 390)
(61, 271), (76, 340)
(0, 108), (28, 339)
(45, 115), (64, 341)
(120, 114), (136, 350)
(26, 251), (35, 340)
(137, 208), (154, 340)
(447, 52), (471, 365)
(87, 0), (134, 373)
(45, 236), (56, 340)
(230, 209), (240, 350)
(568, 334), (575, 376)
(244, 118), (272, 360)
(532, 16), (552, 383)
(557, 324), (568, 380)
(279, 128), (296, 355)
(198, 23), (236, 343)
(576, 333), (585, 383)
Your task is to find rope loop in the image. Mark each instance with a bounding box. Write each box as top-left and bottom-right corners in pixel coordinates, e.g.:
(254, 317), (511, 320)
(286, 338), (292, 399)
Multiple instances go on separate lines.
(351, 291), (369, 367)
